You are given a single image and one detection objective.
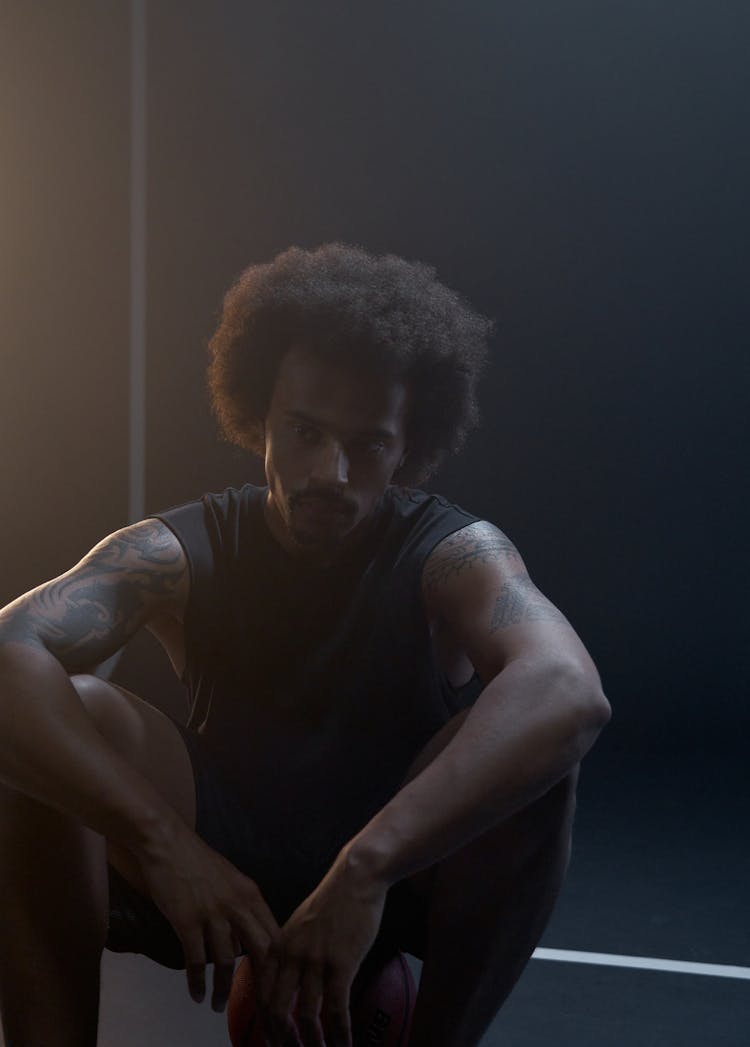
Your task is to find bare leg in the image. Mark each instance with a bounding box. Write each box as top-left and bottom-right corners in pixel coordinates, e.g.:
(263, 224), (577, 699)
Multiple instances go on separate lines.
(0, 675), (196, 1047)
(400, 712), (578, 1047)
(0, 785), (108, 1047)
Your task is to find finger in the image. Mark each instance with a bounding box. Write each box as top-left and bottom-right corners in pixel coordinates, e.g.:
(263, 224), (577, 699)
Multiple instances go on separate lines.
(180, 929), (208, 1004)
(232, 906), (277, 968)
(257, 950), (280, 1039)
(294, 965), (326, 1047)
(268, 957), (302, 1045)
(206, 922), (237, 1013)
(321, 971), (353, 1047)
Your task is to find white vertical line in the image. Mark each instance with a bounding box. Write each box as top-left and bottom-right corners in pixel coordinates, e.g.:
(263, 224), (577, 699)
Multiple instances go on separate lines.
(129, 0), (146, 525)
(98, 0), (146, 681)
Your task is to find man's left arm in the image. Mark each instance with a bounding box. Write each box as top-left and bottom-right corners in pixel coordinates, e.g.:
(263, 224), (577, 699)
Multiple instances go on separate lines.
(343, 519), (612, 886)
(257, 521), (611, 1044)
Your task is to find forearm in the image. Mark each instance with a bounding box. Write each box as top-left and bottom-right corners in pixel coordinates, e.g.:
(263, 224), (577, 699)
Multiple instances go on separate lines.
(345, 658), (610, 886)
(0, 641), (181, 850)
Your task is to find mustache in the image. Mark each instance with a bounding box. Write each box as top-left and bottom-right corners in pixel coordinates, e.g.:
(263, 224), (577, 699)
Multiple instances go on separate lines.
(292, 490), (355, 514)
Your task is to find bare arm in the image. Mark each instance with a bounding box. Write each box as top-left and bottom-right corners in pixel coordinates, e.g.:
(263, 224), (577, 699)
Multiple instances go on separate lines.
(247, 521), (612, 1039)
(0, 518), (190, 846)
(0, 520), (281, 1008)
(344, 520), (612, 885)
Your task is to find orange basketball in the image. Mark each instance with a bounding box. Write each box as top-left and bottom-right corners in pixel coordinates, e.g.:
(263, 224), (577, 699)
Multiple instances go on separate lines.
(228, 951), (416, 1046)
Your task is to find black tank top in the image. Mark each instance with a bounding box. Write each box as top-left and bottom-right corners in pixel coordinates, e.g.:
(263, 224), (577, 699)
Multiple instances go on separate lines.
(153, 482), (482, 874)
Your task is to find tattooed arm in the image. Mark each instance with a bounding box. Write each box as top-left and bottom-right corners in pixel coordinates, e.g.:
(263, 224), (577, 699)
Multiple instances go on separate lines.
(0, 519), (188, 671)
(340, 520), (612, 885)
(0, 519), (190, 844)
(420, 520), (580, 681)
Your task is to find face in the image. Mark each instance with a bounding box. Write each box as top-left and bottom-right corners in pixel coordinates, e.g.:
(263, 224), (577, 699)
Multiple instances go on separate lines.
(262, 345), (409, 563)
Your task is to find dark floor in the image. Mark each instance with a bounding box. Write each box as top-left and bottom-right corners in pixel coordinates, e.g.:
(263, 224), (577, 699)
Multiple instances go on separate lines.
(3, 734), (747, 1045)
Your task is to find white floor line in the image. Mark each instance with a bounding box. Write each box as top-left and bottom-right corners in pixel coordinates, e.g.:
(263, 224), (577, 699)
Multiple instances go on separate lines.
(533, 947), (750, 980)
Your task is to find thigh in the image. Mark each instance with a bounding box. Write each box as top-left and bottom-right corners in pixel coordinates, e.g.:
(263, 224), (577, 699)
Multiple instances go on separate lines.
(69, 674), (196, 891)
(70, 674), (196, 828)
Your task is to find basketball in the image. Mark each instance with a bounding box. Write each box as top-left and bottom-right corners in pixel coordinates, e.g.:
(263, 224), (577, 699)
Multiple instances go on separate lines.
(227, 950), (417, 1046)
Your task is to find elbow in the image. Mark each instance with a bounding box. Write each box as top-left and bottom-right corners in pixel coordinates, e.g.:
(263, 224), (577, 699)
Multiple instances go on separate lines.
(578, 687), (612, 749)
(593, 689), (612, 728)
(556, 661), (612, 735)
(576, 672), (611, 728)
(580, 691), (612, 749)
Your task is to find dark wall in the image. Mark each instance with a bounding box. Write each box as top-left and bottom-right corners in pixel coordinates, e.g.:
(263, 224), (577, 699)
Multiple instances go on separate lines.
(142, 2), (750, 745)
(4, 3), (748, 748)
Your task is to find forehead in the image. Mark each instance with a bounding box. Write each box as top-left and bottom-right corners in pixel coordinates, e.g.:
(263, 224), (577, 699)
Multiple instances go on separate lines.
(269, 345), (409, 434)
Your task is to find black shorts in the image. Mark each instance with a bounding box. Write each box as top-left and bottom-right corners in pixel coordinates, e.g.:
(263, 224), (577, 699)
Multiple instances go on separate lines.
(105, 720), (428, 969)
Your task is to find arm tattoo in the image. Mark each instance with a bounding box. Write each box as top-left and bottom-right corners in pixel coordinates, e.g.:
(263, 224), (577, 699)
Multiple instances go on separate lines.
(423, 522), (523, 597)
(0, 520), (187, 670)
(490, 575), (569, 631)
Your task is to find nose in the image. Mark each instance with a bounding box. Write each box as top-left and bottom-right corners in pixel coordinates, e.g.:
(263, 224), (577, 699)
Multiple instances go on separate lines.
(310, 439), (349, 486)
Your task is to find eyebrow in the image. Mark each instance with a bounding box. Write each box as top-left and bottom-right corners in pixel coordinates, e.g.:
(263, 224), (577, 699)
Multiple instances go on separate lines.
(284, 410), (396, 442)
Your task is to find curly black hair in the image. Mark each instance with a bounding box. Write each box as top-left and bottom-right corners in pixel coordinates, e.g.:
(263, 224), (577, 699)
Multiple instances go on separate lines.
(207, 242), (493, 485)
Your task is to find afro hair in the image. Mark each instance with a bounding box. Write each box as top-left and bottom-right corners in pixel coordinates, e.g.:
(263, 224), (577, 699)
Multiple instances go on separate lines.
(207, 242), (493, 485)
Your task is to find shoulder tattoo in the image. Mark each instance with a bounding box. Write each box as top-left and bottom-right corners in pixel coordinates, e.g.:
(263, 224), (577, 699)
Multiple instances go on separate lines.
(490, 574), (569, 631)
(422, 521), (523, 596)
(0, 519), (187, 668)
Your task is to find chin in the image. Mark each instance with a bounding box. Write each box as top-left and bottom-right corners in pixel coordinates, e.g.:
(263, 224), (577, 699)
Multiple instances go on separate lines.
(293, 524), (346, 547)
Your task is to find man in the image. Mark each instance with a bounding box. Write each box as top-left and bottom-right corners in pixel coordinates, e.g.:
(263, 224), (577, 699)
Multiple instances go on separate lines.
(0, 243), (611, 1047)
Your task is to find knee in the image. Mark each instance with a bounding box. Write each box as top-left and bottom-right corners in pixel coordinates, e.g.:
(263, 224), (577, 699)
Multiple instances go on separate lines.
(527, 765), (579, 840)
(69, 673), (137, 756)
(69, 672), (114, 723)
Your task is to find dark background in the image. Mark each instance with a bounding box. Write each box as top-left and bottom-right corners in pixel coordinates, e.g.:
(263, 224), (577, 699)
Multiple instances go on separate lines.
(1, 2), (748, 1042)
(3, 0), (747, 743)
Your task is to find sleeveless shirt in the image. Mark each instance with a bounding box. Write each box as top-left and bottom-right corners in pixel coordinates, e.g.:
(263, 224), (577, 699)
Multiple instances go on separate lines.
(152, 482), (483, 879)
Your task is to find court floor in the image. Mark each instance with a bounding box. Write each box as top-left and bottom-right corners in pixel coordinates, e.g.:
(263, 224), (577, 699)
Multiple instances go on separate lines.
(4, 737), (747, 1045)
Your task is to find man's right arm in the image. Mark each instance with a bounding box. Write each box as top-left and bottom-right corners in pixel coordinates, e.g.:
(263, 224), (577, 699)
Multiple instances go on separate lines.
(0, 518), (281, 1010)
(0, 517), (190, 847)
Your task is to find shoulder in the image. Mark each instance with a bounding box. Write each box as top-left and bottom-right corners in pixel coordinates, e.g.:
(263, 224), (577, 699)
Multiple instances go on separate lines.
(71, 517), (190, 616)
(111, 516), (187, 561)
(386, 486), (482, 555)
(0, 517), (190, 671)
(421, 519), (525, 612)
(153, 483), (262, 529)
(149, 483), (263, 577)
(421, 519), (592, 683)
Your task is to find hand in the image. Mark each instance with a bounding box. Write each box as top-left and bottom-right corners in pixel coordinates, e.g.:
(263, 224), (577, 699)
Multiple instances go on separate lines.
(256, 850), (389, 1047)
(133, 818), (281, 1011)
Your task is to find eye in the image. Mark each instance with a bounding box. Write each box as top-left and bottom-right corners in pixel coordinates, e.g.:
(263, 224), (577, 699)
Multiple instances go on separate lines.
(291, 423), (319, 444)
(352, 439), (386, 456)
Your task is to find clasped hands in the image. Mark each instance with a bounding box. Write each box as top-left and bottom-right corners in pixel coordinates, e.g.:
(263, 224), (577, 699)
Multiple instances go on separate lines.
(136, 824), (389, 1047)
(255, 853), (389, 1047)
